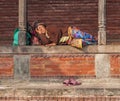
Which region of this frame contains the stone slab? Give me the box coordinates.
[0,78,120,96]
[0,45,120,54]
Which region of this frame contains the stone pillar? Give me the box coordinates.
[95,54,110,78]
[14,55,30,80]
[18,0,27,45]
[98,0,106,45]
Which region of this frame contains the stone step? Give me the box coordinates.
[0,78,120,97]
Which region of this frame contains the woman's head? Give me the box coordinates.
[33,20,47,34]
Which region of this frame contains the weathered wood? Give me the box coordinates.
[18,0,27,45]
[98,0,106,45]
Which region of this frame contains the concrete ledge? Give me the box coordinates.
[0,45,120,54]
[0,46,82,54]
[0,45,120,78]
[0,78,120,96]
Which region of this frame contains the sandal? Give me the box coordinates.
[69,78,81,86]
[63,79,70,86]
[63,78,81,86]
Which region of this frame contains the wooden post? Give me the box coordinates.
[18,0,27,45]
[98,0,106,45]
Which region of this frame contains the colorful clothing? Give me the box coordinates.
[68,26,96,45]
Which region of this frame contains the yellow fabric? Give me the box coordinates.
[67,26,82,49]
[68,26,72,37]
[59,36,70,43]
[70,39,82,49]
[67,26,73,45]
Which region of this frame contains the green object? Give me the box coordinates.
[13,28,31,46]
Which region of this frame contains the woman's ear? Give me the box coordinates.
[35,28,39,33]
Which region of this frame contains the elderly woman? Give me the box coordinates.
[31,20,62,46]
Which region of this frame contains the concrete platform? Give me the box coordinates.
[0,45,120,54]
[0,78,120,97]
[0,45,120,98]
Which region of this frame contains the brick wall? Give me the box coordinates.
[0,0,18,45]
[0,54,95,78]
[0,56,13,77]
[30,54,95,77]
[1,53,120,78]
[110,54,120,77]
[0,0,120,45]
[28,0,98,35]
[106,0,120,39]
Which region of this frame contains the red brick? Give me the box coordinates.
[110,55,120,76]
[95,96,104,101]
[0,57,13,77]
[30,55,95,77]
[106,96,111,101]
[30,69,46,76]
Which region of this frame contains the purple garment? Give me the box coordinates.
[71,27,96,44]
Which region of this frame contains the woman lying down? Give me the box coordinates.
[31,21,97,48]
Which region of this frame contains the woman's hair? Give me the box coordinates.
[26,22,33,33]
[33,20,46,30]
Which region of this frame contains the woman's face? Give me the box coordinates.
[35,25,46,34]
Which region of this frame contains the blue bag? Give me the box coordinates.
[13,28,31,46]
